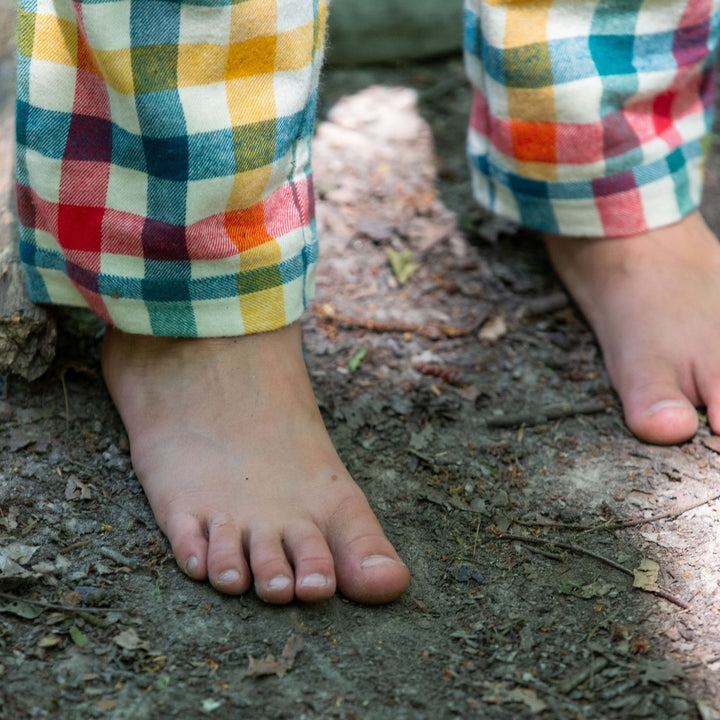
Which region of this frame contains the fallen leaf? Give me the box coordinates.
[96,700,116,712]
[0,552,40,589]
[245,635,303,678]
[38,634,63,649]
[65,476,92,501]
[0,599,45,619]
[633,559,660,592]
[641,658,684,685]
[113,628,150,652]
[386,248,420,284]
[481,682,548,714]
[201,699,224,713]
[698,700,720,720]
[478,315,507,343]
[70,626,89,648]
[2,543,40,564]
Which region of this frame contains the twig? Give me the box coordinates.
[0,591,129,614]
[521,544,566,563]
[314,303,471,340]
[518,490,720,532]
[59,538,93,555]
[558,657,608,694]
[59,368,70,432]
[98,546,139,570]
[498,534,690,609]
[684,655,720,670]
[486,400,607,428]
[515,291,569,321]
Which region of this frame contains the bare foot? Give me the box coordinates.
[101,323,410,603]
[545,211,720,444]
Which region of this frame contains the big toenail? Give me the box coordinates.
[646,400,692,416]
[217,570,241,585]
[360,554,405,569]
[299,573,329,588]
[185,556,199,574]
[266,575,292,591]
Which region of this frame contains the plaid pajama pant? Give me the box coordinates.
[15,0,720,337]
[464,0,720,237]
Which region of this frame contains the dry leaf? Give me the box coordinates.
[633,559,660,591]
[0,552,40,588]
[2,543,40,564]
[481,682,548,714]
[574,580,616,599]
[478,315,507,343]
[37,634,63,648]
[245,635,303,678]
[65,476,92,501]
[0,599,45,619]
[113,628,150,652]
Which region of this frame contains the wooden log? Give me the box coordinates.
[0,21,57,382]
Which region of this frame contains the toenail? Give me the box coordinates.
[185,556,199,574]
[299,573,329,588]
[646,399,692,416]
[266,575,292,591]
[360,554,406,569]
[217,569,241,585]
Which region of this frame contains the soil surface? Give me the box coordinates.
[2,10,720,720]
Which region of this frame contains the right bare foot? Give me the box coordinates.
[101,323,410,604]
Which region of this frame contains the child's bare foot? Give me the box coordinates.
[101,323,410,603]
[545,211,720,445]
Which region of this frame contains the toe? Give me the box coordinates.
[620,371,698,445]
[164,512,209,581]
[248,531,295,604]
[327,495,410,604]
[206,519,252,595]
[283,523,337,602]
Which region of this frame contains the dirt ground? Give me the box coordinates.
[3,12,720,720]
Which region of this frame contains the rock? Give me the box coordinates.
[327,0,463,65]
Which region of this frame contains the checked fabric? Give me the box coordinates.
[16,0,327,336]
[464,0,720,237]
[15,1,720,337]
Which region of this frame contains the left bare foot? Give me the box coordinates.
[101,323,410,604]
[545,211,720,445]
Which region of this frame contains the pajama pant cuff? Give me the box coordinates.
[464,0,720,239]
[16,0,326,338]
[467,126,707,237]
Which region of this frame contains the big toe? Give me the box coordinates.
[622,379,698,445]
[329,501,410,604]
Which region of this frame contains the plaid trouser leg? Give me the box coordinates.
[16,0,327,337]
[464,0,720,237]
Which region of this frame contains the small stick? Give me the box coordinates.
[98,546,139,570]
[684,655,720,669]
[521,544,566,562]
[314,303,471,340]
[486,400,607,428]
[558,657,608,694]
[498,533,690,609]
[518,490,720,532]
[515,291,569,320]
